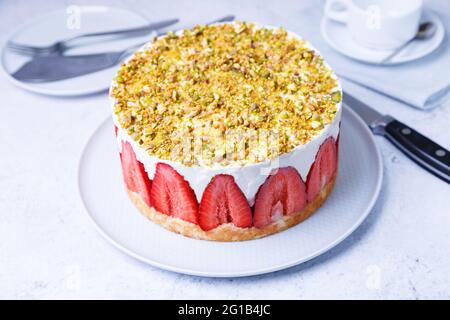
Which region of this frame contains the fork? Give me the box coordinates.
[6,18,179,56]
[12,15,237,83]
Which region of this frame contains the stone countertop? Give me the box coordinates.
[0,0,449,299]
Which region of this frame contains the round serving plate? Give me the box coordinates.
[78,106,383,277]
[1,6,153,96]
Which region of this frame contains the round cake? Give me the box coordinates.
[110,22,342,241]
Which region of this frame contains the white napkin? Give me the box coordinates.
[289,5,450,110]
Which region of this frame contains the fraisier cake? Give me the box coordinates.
[110,22,342,241]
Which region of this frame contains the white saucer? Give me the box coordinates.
[78,107,383,277]
[321,10,445,65]
[1,6,154,96]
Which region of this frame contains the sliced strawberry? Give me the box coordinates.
[199,175,252,231]
[120,141,137,192]
[306,137,337,202]
[120,141,152,207]
[114,125,118,136]
[335,122,341,166]
[335,133,340,156]
[335,134,340,171]
[306,161,321,203]
[253,167,307,229]
[150,163,198,224]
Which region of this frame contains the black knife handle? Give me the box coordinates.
[384,120,450,184]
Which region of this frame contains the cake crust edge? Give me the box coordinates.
[126,174,336,242]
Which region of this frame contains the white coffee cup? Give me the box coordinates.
[324,0,423,50]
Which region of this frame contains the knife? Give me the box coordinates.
[11,15,236,83]
[344,93,450,184]
[12,52,129,82]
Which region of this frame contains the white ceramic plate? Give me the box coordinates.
[1,6,153,96]
[321,10,445,65]
[78,107,383,277]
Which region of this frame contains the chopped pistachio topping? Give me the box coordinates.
[111,22,340,167]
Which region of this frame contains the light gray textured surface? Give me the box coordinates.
[78,110,381,277]
[0,0,449,299]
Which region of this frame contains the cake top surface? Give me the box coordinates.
[111,22,341,167]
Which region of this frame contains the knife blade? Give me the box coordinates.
[344,93,450,184]
[12,52,124,82]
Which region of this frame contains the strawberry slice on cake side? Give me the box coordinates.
[150,163,199,225]
[119,141,152,207]
[199,174,252,231]
[306,137,338,203]
[253,167,307,229]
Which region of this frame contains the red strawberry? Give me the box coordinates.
[306,137,337,202]
[335,133,340,156]
[120,141,152,207]
[199,175,252,231]
[150,163,198,224]
[253,167,307,229]
[114,125,118,136]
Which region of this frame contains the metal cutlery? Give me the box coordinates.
[11,15,235,82]
[206,15,235,24]
[6,18,179,56]
[344,93,450,184]
[380,21,437,64]
[12,43,146,82]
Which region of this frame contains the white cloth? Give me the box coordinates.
[291,5,450,110]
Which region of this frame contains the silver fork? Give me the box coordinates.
[6,18,179,56]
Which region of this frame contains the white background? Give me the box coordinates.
[0,0,449,299]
